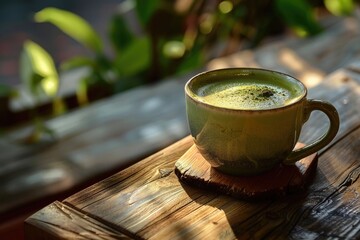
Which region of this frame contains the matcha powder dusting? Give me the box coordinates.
[258,90,274,98]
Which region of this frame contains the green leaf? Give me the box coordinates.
[115,37,151,77]
[60,56,96,71]
[135,0,162,26]
[275,0,322,36]
[20,40,59,97]
[324,0,354,16]
[35,7,103,53]
[108,14,134,54]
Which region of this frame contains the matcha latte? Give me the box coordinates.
[185,68,339,176]
[189,75,304,111]
[194,80,300,110]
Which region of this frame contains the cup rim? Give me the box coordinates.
[185,68,307,112]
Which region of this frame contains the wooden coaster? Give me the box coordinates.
[174,144,318,200]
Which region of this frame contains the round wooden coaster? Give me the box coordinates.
[174,144,318,200]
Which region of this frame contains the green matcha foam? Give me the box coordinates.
[194,80,299,110]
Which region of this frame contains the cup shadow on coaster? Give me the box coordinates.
[174,143,318,200]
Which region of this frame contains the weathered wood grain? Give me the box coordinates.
[60,123,360,240]
[64,135,193,209]
[289,125,360,239]
[0,78,191,216]
[25,201,129,240]
[174,144,318,200]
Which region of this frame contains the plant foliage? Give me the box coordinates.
[35,8,103,53]
[20,40,59,97]
[5,0,357,121]
[30,0,358,98]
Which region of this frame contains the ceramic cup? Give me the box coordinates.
[185,68,340,176]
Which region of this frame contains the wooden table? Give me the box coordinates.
[24,60,360,239]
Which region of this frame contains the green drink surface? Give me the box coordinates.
[193,79,300,110]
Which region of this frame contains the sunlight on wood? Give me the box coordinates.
[147,201,236,240]
[300,72,323,88]
[280,48,304,71]
[279,48,324,88]
[207,50,259,70]
[326,69,360,92]
[207,48,324,89]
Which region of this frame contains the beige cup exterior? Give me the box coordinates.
[185,68,340,176]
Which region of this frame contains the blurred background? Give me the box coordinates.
[1,0,353,128]
[0,0,343,97]
[0,0,118,86]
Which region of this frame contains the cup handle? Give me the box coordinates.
[283,99,340,165]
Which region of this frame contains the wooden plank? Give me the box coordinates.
[60,120,360,239]
[8,78,189,140]
[24,201,129,240]
[65,135,193,209]
[0,77,191,216]
[289,125,360,239]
